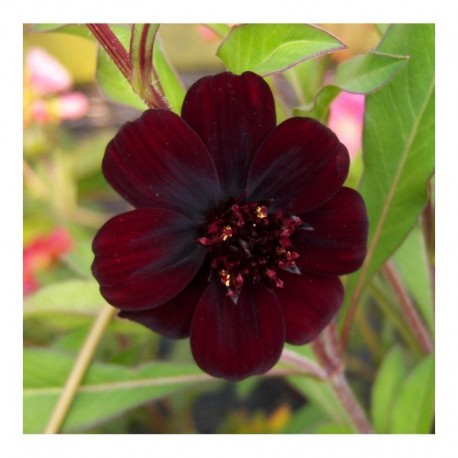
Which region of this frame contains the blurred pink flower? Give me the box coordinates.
[23,228,73,295]
[328,92,365,159]
[24,47,89,125]
[31,93,89,123]
[197,25,219,42]
[26,48,71,95]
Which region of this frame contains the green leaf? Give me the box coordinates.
[294,51,408,122]
[24,280,105,317]
[391,355,435,433]
[31,23,94,40]
[280,404,328,433]
[334,51,409,94]
[393,224,434,332]
[341,24,435,326]
[371,346,407,433]
[313,423,355,434]
[96,25,146,111]
[284,57,326,106]
[153,36,185,113]
[294,85,340,123]
[217,24,346,75]
[23,349,216,433]
[375,24,390,37]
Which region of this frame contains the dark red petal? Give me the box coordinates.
[275,272,343,344]
[190,280,285,381]
[181,72,276,197]
[118,266,210,338]
[103,109,222,223]
[294,187,368,275]
[92,208,205,310]
[247,117,350,214]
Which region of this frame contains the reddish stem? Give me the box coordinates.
[383,261,433,353]
[86,24,132,80]
[312,326,373,434]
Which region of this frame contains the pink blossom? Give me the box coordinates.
[57,93,90,120]
[26,48,72,95]
[328,92,365,159]
[23,228,73,295]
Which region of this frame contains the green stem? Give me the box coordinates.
[44,304,117,434]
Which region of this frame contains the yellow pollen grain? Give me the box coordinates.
[256,206,267,219]
[222,226,233,241]
[219,270,231,287]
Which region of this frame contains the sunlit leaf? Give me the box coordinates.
[218,24,346,75]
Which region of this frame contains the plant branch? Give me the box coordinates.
[312,326,374,434]
[44,304,117,434]
[280,348,328,380]
[382,261,433,353]
[129,24,169,109]
[86,24,132,80]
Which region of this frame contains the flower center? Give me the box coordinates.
[198,199,302,303]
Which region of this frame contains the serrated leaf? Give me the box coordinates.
[391,355,435,433]
[341,24,435,328]
[23,349,216,433]
[218,24,345,75]
[371,345,406,433]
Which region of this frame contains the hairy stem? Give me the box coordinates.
[44,304,117,434]
[86,24,132,80]
[382,261,433,353]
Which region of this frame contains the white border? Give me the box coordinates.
[4,0,457,456]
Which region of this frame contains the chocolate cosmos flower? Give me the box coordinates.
[92,71,368,381]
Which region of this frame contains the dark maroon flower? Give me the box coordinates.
[92,71,368,381]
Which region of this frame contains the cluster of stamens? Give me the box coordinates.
[198,199,303,303]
